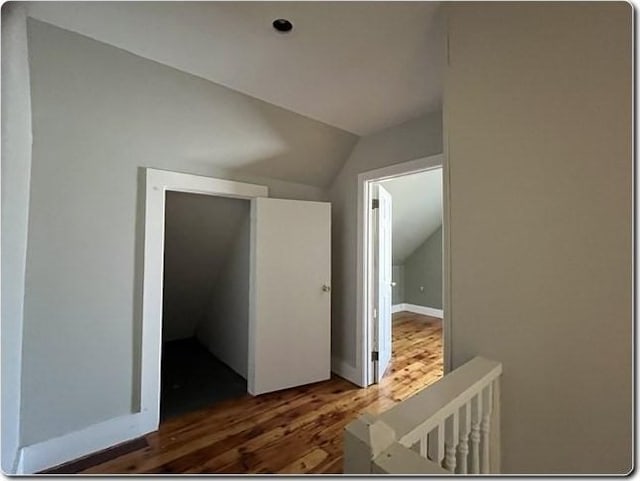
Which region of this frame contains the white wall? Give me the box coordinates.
[20,19,352,448]
[328,112,443,368]
[1,3,32,473]
[196,208,251,379]
[445,3,631,474]
[163,192,249,342]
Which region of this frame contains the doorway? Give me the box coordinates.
[161,191,250,420]
[356,154,446,387]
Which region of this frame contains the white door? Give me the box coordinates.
[374,185,393,382]
[248,197,331,395]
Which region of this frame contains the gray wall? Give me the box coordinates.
[328,112,443,367]
[1,4,31,472]
[446,3,631,474]
[404,226,442,309]
[196,210,251,379]
[163,192,249,342]
[391,265,404,305]
[20,19,353,446]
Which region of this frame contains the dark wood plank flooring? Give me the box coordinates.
[50,312,443,474]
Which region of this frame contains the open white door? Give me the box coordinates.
[248,197,331,395]
[373,185,393,382]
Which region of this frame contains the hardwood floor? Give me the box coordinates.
[52,313,442,474]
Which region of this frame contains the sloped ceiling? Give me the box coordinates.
[25,1,444,136]
[380,168,442,264]
[27,18,357,189]
[163,191,249,341]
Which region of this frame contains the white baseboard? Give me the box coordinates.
[393,303,443,319]
[17,412,156,474]
[331,356,360,386]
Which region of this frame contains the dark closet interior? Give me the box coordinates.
[160,191,251,421]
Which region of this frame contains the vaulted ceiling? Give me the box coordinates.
[25,1,444,136]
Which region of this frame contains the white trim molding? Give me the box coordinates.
[17,412,153,474]
[141,169,268,432]
[392,303,443,319]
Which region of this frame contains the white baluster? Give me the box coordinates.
[443,413,459,472]
[457,403,471,474]
[427,421,445,465]
[419,435,428,458]
[480,383,494,473]
[411,434,428,458]
[470,393,483,474]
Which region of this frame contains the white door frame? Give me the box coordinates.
[356,154,447,386]
[140,168,268,431]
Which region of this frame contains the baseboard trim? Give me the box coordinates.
[17,412,155,474]
[393,303,443,319]
[331,356,360,386]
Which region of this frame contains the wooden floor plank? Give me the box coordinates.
[56,312,442,474]
[279,448,328,474]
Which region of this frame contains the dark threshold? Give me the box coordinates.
[161,337,247,421]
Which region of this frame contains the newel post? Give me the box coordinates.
[344,414,396,474]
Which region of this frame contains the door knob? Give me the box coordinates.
[391,282,397,287]
[322,284,331,292]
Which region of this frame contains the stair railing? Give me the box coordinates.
[344,356,502,474]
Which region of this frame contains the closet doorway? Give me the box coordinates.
[140,169,332,431]
[161,191,250,420]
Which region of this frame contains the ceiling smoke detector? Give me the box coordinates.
[272,18,293,33]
